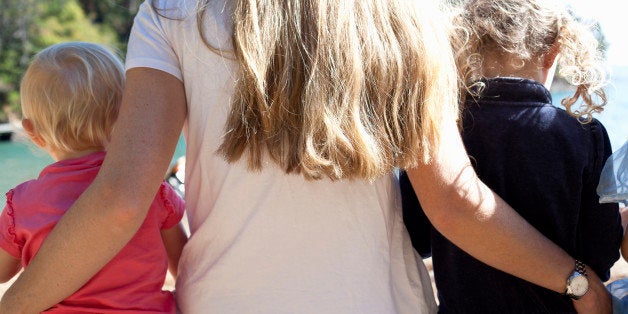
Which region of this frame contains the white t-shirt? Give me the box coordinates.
[126,1,436,313]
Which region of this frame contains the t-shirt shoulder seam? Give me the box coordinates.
[126,58,183,82]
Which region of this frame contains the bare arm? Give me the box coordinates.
[0,250,20,284]
[406,118,608,307]
[0,68,187,313]
[572,267,612,314]
[621,205,628,261]
[160,222,188,279]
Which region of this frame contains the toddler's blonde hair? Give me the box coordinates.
[20,42,125,154]
[451,0,608,122]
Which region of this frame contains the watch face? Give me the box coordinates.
[569,274,589,296]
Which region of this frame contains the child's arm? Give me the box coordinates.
[399,170,432,258]
[0,249,21,283]
[620,204,628,261]
[160,221,187,279]
[0,194,22,283]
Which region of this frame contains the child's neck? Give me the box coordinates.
[481,50,553,88]
[50,148,103,162]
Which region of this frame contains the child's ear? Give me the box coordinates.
[542,42,561,89]
[543,42,560,70]
[21,118,46,148]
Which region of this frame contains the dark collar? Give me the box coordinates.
[466,77,553,106]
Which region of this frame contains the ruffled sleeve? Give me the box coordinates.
[0,190,23,259]
[158,181,186,229]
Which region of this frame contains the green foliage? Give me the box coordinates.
[0,0,613,123]
[36,1,118,48]
[78,0,141,52]
[0,0,128,122]
[0,0,35,120]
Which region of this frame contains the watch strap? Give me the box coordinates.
[574,259,586,276]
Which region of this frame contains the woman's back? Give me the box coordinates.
[127,1,436,312]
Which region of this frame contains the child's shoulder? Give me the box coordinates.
[2,179,45,228]
[157,180,185,205]
[5,178,41,203]
[542,106,609,136]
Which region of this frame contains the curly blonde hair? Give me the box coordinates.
[451,0,608,122]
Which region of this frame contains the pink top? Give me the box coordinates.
[0,152,185,313]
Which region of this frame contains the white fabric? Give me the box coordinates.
[598,139,628,203]
[126,1,436,313]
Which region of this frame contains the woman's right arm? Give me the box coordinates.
[0,68,187,313]
[406,118,611,313]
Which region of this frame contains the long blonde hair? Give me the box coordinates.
[159,0,459,180]
[451,0,607,122]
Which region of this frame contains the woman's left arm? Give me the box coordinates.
[406,118,610,312]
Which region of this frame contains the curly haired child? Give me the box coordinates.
[401,0,622,312]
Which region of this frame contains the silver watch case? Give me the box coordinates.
[565,271,589,300]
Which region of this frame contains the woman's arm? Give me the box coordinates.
[406,118,610,312]
[0,68,187,313]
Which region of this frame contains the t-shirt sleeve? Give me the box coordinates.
[125,0,182,80]
[0,190,22,259]
[158,182,186,229]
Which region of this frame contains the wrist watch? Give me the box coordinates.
[564,259,589,300]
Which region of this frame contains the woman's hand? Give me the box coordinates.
[572,267,612,314]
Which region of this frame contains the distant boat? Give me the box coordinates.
[0,123,14,141]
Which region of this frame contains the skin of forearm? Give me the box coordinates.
[0,179,152,313]
[622,233,628,262]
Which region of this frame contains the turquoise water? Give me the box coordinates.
[1,67,627,205]
[0,136,53,197]
[0,134,186,204]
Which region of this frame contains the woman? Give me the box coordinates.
[0,0,610,312]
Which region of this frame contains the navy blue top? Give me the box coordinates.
[400,77,622,313]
